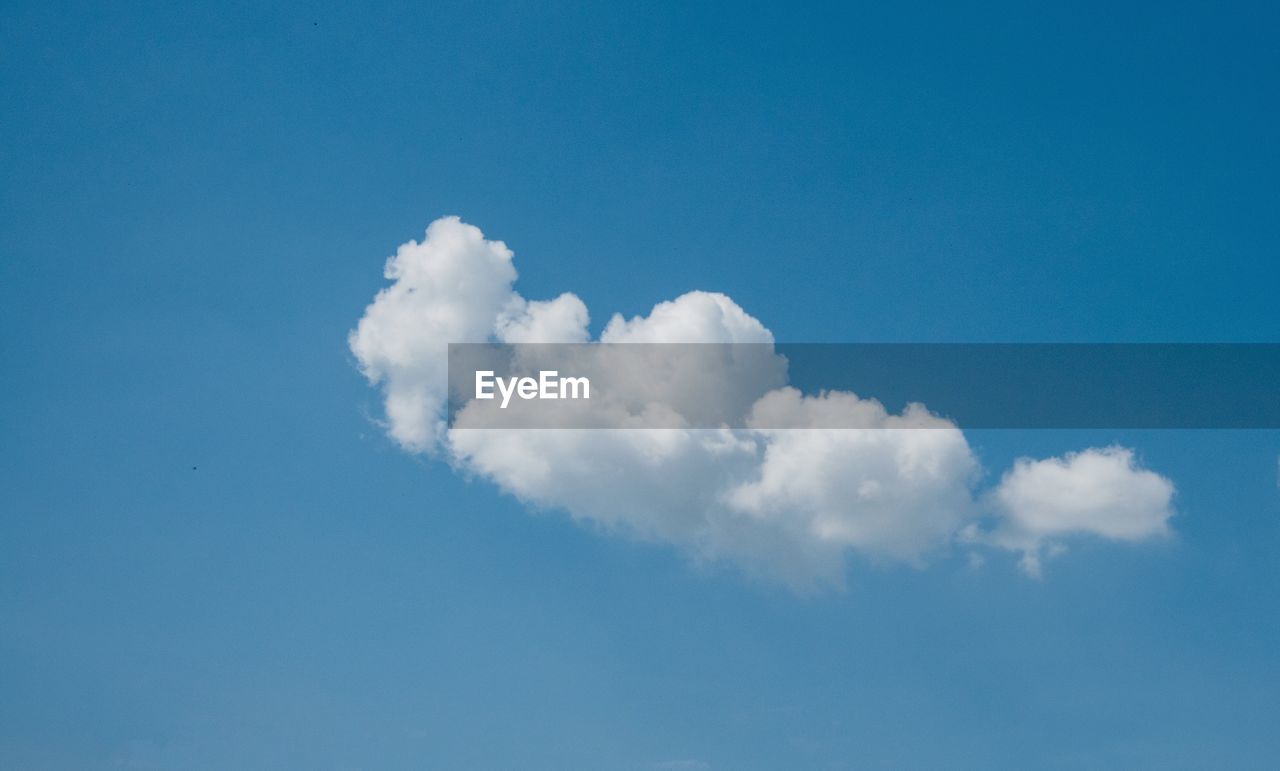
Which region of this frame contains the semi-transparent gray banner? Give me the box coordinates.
[447,343,1280,429]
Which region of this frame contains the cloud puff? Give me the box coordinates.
[351,216,1176,588]
[349,217,520,450]
[987,447,1176,576]
[727,389,980,566]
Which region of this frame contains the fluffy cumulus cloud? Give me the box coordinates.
[351,217,1177,588]
[986,447,1176,576]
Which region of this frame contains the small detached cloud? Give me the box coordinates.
[350,216,1176,588]
[986,446,1175,577]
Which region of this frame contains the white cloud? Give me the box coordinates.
[496,293,591,344]
[600,290,773,344]
[725,389,979,565]
[351,217,1177,587]
[348,216,522,450]
[988,446,1176,577]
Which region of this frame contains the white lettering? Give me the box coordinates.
[517,377,538,400]
[559,375,590,400]
[475,370,495,399]
[496,374,518,409]
[475,370,592,408]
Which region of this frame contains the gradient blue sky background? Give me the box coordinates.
[3,1,1280,768]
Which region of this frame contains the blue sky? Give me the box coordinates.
[3,1,1279,768]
